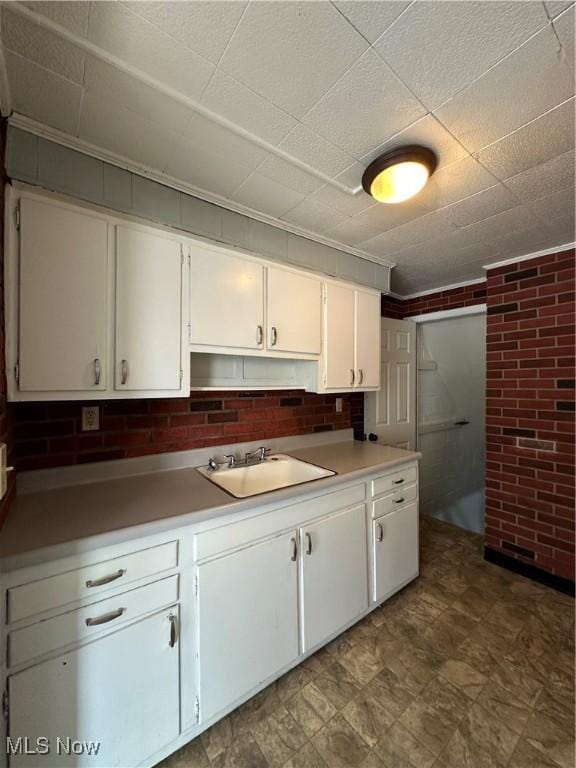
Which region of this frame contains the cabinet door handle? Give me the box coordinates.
[358,369,364,385]
[121,359,128,385]
[376,522,384,542]
[93,358,101,386]
[393,478,405,485]
[85,569,126,588]
[168,612,178,648]
[394,497,405,504]
[305,532,312,555]
[350,369,355,386]
[85,607,125,627]
[290,537,298,562]
[256,325,263,345]
[271,326,278,346]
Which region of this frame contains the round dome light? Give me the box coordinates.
[362,146,437,204]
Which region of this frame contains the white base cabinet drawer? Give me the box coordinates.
[372,464,417,497]
[7,607,180,767]
[372,484,417,518]
[372,502,419,604]
[8,541,178,624]
[9,575,179,667]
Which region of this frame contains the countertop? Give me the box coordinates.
[0,441,419,571]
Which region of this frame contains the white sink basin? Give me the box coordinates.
[197,453,336,498]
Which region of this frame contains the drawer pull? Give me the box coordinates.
[376,522,384,542]
[271,326,278,346]
[256,324,263,345]
[85,569,126,588]
[393,478,405,485]
[305,532,312,555]
[290,537,298,562]
[85,607,125,627]
[394,497,405,504]
[93,358,101,386]
[350,369,355,386]
[168,613,178,648]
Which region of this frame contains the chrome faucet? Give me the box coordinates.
[207,458,218,471]
[244,446,271,464]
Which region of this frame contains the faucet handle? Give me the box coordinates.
[224,454,236,468]
[208,458,218,471]
[259,446,272,460]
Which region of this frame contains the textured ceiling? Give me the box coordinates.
[0,0,574,293]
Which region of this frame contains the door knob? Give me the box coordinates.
[454,420,470,426]
[368,433,378,442]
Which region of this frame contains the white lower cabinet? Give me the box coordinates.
[197,531,299,722]
[372,501,419,603]
[7,608,180,767]
[300,504,368,653]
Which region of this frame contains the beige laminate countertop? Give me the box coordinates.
[0,442,419,571]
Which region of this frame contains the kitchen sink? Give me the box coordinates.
[197,453,336,498]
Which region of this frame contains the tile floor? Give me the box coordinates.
[159,516,575,768]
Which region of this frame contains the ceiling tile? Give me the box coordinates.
[544,1,574,19]
[418,156,499,210]
[435,25,574,153]
[183,110,269,170]
[374,1,549,110]
[123,1,247,65]
[1,5,85,83]
[350,195,432,241]
[22,1,89,36]
[333,1,411,43]
[232,173,306,218]
[79,93,177,172]
[84,56,192,133]
[5,49,81,134]
[218,1,368,118]
[310,182,376,217]
[361,114,468,171]
[476,97,575,179]
[456,204,536,242]
[281,198,345,233]
[277,123,357,178]
[256,155,324,196]
[545,213,576,243]
[554,4,575,67]
[324,216,383,246]
[442,184,520,229]
[361,211,455,255]
[504,150,575,202]
[529,186,576,223]
[201,71,297,146]
[303,49,426,159]
[87,1,214,100]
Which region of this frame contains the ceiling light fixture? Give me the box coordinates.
[362,146,437,204]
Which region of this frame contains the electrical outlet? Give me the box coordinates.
[82,406,100,432]
[335,397,343,413]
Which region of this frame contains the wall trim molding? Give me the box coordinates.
[399,277,487,300]
[9,114,395,270]
[405,304,487,323]
[485,547,575,596]
[483,242,575,270]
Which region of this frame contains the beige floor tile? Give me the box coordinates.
[439,659,488,700]
[438,727,503,768]
[313,660,362,710]
[524,706,576,768]
[210,733,269,768]
[342,690,395,748]
[508,737,567,768]
[160,736,210,768]
[282,741,327,768]
[364,667,416,719]
[285,682,337,738]
[457,702,520,766]
[490,657,543,708]
[312,713,371,768]
[373,721,435,768]
[251,704,307,767]
[340,640,385,686]
[476,679,532,735]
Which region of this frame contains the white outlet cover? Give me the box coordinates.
[82,406,100,432]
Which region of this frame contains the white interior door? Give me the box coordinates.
[417,313,486,533]
[197,532,299,721]
[190,247,264,350]
[267,267,322,354]
[300,504,368,653]
[324,283,355,389]
[18,199,108,392]
[364,318,416,448]
[115,226,182,391]
[355,290,381,388]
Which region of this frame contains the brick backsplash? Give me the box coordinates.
[13,391,365,472]
[381,282,487,319]
[484,249,575,583]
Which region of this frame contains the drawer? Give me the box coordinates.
[8,574,179,667]
[372,484,417,518]
[372,464,417,498]
[7,540,178,624]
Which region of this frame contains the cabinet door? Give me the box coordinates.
[18,198,108,392]
[300,504,368,653]
[373,502,419,604]
[198,532,299,721]
[324,283,355,389]
[115,226,183,391]
[8,608,180,767]
[355,290,381,388]
[267,267,322,355]
[190,247,264,350]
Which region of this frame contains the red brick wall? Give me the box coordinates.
[0,118,15,525]
[13,391,364,472]
[484,249,575,582]
[381,281,487,319]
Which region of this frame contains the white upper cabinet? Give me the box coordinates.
[322,282,381,391]
[189,246,265,351]
[355,290,381,388]
[18,198,108,392]
[115,226,184,392]
[266,266,322,355]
